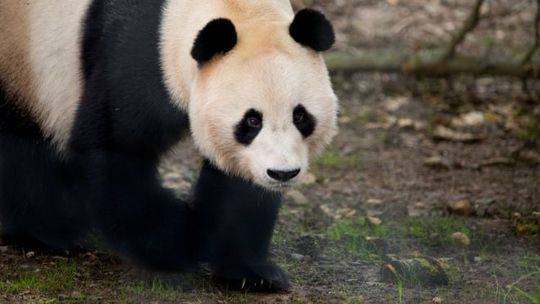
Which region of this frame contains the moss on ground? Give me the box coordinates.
[0,261,78,296]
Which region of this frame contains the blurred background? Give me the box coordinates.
[1,1,539,303]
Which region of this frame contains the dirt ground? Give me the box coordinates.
[1,1,539,303]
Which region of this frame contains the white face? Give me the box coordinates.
[189,50,338,191]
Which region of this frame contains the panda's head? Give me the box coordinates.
[189,9,337,191]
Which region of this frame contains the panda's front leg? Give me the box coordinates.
[79,150,198,272]
[193,161,290,293]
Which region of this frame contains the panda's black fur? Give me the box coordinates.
[0,0,334,292]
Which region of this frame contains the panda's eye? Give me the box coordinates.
[293,104,316,138]
[293,111,305,124]
[247,116,262,128]
[235,109,263,145]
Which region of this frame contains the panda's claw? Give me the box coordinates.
[241,278,246,290]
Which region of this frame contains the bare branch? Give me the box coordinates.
[439,0,485,62]
[521,0,540,65]
[325,50,540,79]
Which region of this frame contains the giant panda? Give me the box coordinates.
[0,0,337,292]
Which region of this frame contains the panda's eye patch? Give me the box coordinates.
[293,104,316,138]
[235,109,263,145]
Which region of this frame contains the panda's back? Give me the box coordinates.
[0,0,93,149]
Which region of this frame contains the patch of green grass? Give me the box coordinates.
[354,109,382,124]
[127,279,182,302]
[313,150,362,171]
[326,217,392,261]
[0,261,78,295]
[489,252,540,304]
[405,216,471,247]
[396,281,404,304]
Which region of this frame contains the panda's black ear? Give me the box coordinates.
[191,18,238,65]
[289,9,335,52]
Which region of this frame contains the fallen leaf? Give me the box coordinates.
[451,111,485,128]
[381,255,449,286]
[384,96,409,112]
[286,190,308,205]
[432,296,443,304]
[366,198,383,206]
[319,204,334,218]
[301,172,317,185]
[337,208,357,219]
[397,118,415,129]
[447,200,473,217]
[432,126,483,143]
[367,216,382,225]
[450,232,470,246]
[424,155,452,170]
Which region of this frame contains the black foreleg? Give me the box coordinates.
[193,161,289,292]
[87,151,197,271]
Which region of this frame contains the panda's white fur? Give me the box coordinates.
[0,0,337,189]
[0,0,92,150]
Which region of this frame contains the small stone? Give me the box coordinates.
[473,256,482,263]
[447,200,473,217]
[290,253,305,261]
[450,232,471,246]
[301,173,317,185]
[0,246,8,253]
[286,190,308,205]
[432,296,443,304]
[367,216,382,226]
[26,251,36,258]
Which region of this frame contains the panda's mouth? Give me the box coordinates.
[265,180,295,192]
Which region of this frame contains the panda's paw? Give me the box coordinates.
[212,262,290,293]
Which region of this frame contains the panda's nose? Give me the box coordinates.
[267,168,301,182]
